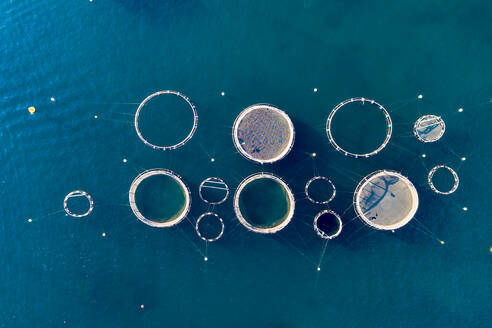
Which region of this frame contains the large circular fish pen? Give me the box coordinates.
[63,190,94,218]
[129,169,191,227]
[233,173,295,233]
[413,115,445,143]
[353,170,419,230]
[232,104,295,163]
[326,98,392,158]
[134,90,198,151]
[313,210,342,239]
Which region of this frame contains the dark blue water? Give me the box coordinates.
[1,1,491,327]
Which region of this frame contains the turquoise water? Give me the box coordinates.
[1,0,491,327]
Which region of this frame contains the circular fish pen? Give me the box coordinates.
[353,170,419,230]
[427,165,459,195]
[195,212,225,242]
[413,115,445,143]
[129,169,191,228]
[234,173,295,233]
[232,104,295,163]
[313,210,342,239]
[326,98,392,158]
[199,177,229,205]
[63,190,94,217]
[134,90,198,151]
[305,176,336,204]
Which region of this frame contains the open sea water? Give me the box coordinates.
[1,0,491,327]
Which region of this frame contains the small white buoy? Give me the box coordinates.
[140,304,144,309]
[28,218,32,223]
[311,152,317,157]
[421,154,426,158]
[462,207,468,211]
[50,97,55,102]
[418,94,423,99]
[461,157,466,161]
[210,158,215,162]
[204,257,208,261]
[316,266,321,271]
[220,91,225,96]
[102,232,106,237]
[458,108,463,112]
[123,158,127,163]
[94,115,98,119]
[313,88,318,93]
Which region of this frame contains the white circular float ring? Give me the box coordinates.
[199,177,229,205]
[135,90,198,151]
[129,169,191,227]
[304,176,336,204]
[428,165,459,195]
[313,210,343,240]
[326,97,392,158]
[63,190,94,218]
[195,212,225,242]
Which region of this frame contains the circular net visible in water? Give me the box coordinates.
[305,176,336,204]
[232,104,295,163]
[63,190,94,217]
[234,173,295,233]
[313,210,342,239]
[326,98,392,158]
[413,115,445,143]
[195,212,224,242]
[135,90,198,151]
[129,169,191,227]
[353,170,419,230]
[428,165,459,195]
[199,177,229,205]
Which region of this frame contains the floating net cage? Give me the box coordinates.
[63,190,94,218]
[234,172,295,234]
[353,170,419,230]
[232,104,295,164]
[195,212,225,242]
[134,90,198,151]
[313,210,343,239]
[413,115,445,143]
[427,165,459,195]
[129,169,191,228]
[199,177,229,205]
[326,98,392,158]
[305,176,336,204]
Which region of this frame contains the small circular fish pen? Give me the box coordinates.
[63,190,94,218]
[234,173,295,233]
[313,210,342,239]
[427,165,459,195]
[199,177,229,205]
[129,169,191,227]
[134,90,198,151]
[353,170,419,230]
[413,115,445,143]
[305,176,336,204]
[232,104,295,163]
[195,212,225,242]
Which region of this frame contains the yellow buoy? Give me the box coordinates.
[440,240,445,245]
[28,106,36,115]
[489,247,492,253]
